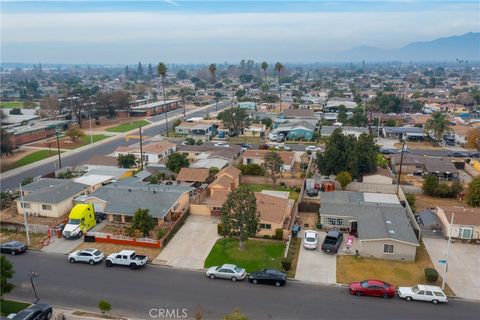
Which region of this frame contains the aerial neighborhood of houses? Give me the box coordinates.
[1,58,480,319]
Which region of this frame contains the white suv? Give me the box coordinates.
[68,248,104,265]
[303,230,318,250]
[398,284,448,304]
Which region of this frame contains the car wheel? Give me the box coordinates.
[69,258,76,263]
[46,311,52,320]
[231,277,237,282]
[356,291,362,297]
[130,263,138,270]
[383,293,389,299]
[78,231,83,237]
[11,251,16,255]
[105,260,112,267]
[89,260,95,265]
[275,281,281,287]
[252,279,258,284]
[432,299,439,305]
[209,274,215,279]
[406,296,412,301]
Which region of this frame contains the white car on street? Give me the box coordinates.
[303,230,318,250]
[206,264,246,282]
[305,146,321,152]
[398,284,448,304]
[68,248,104,265]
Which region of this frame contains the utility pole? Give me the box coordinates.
[55,128,62,169]
[396,140,406,194]
[139,126,144,170]
[442,212,455,290]
[89,107,93,144]
[29,272,39,304]
[19,183,31,246]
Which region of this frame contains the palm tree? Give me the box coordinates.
[424,112,451,145]
[261,61,268,83]
[179,87,193,120]
[208,63,217,84]
[274,62,284,111]
[157,62,169,137]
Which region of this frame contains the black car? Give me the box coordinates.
[448,151,468,157]
[11,304,52,320]
[0,241,27,255]
[248,269,287,287]
[379,147,397,155]
[469,152,480,158]
[321,230,343,253]
[306,188,319,197]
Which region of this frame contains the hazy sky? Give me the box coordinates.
[1,0,479,64]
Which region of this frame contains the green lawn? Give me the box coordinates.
[0,300,30,316]
[105,120,150,132]
[60,134,110,149]
[204,238,285,272]
[2,150,63,172]
[241,183,299,200]
[0,101,24,108]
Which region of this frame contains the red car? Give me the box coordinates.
[349,280,396,298]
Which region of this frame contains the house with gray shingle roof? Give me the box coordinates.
[16,178,89,218]
[320,191,419,261]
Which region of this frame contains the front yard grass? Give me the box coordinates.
[0,101,24,108]
[241,183,299,200]
[105,120,150,132]
[0,300,30,316]
[336,241,454,295]
[0,229,47,250]
[2,150,63,172]
[204,237,285,273]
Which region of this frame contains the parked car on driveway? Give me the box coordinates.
[11,303,52,320]
[248,269,287,287]
[206,264,246,282]
[349,280,396,298]
[68,248,104,265]
[306,188,318,197]
[321,230,343,253]
[398,284,448,304]
[105,250,148,269]
[0,241,27,255]
[303,230,318,250]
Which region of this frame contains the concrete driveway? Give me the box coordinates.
[153,215,220,270]
[295,231,336,284]
[423,237,480,300]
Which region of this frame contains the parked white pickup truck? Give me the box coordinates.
[105,250,148,269]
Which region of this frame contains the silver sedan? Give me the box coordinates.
[206,264,246,282]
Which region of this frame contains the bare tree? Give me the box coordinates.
[40,96,60,119]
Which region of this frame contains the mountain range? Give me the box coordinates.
[332,32,479,62]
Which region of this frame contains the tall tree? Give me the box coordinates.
[221,187,258,251]
[131,208,155,237]
[262,152,283,185]
[179,87,194,120]
[466,176,480,207]
[424,112,451,145]
[117,153,137,168]
[316,128,354,176]
[147,63,153,79]
[157,62,169,137]
[350,133,378,178]
[274,62,284,111]
[217,107,248,136]
[40,96,60,119]
[137,62,144,77]
[166,152,189,173]
[261,61,268,82]
[1,128,14,156]
[65,127,85,142]
[208,63,217,84]
[1,255,15,298]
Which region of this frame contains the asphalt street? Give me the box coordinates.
[0,101,231,191]
[5,252,480,320]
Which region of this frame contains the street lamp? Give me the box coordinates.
[29,271,40,304]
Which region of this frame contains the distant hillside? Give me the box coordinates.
[334,32,480,62]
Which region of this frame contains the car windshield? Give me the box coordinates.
[234,266,242,273]
[93,250,102,256]
[360,280,369,288]
[68,219,81,225]
[324,236,338,244]
[306,237,316,243]
[411,286,419,293]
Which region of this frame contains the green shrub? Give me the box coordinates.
[405,193,416,211]
[275,228,283,240]
[316,222,322,230]
[156,228,167,240]
[98,300,112,314]
[281,257,292,271]
[217,223,227,236]
[423,174,438,196]
[262,235,271,239]
[424,268,439,282]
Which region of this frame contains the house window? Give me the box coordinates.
[21,203,31,209]
[323,217,346,226]
[42,204,52,211]
[259,223,272,230]
[459,227,473,239]
[383,244,395,254]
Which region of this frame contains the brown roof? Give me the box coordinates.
[450,125,472,136]
[218,166,241,179]
[283,108,315,118]
[441,207,480,226]
[115,140,175,154]
[210,175,233,189]
[243,150,295,165]
[255,192,289,223]
[176,168,210,182]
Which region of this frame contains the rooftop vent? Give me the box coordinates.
[386,220,392,224]
[389,230,395,234]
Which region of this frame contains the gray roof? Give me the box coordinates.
[321,126,369,136]
[320,191,419,245]
[283,108,315,118]
[383,127,424,134]
[21,178,88,204]
[418,210,442,230]
[424,158,458,174]
[276,120,316,132]
[87,183,193,218]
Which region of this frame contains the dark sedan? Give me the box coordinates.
[448,151,468,157]
[11,303,52,320]
[248,269,287,287]
[0,240,27,255]
[349,280,396,299]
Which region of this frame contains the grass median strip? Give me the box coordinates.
[3,150,63,172]
[106,120,150,132]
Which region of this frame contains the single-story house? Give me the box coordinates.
[16,178,89,218]
[320,191,419,261]
[114,140,177,164]
[73,174,115,192]
[255,191,293,239]
[239,102,257,110]
[274,121,316,140]
[282,108,316,120]
[382,127,426,141]
[390,154,458,180]
[175,168,211,184]
[175,121,216,141]
[177,144,242,164]
[324,100,357,112]
[362,167,394,185]
[321,126,369,138]
[450,125,472,146]
[244,123,267,137]
[434,206,480,240]
[242,150,295,171]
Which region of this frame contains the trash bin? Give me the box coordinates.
[292,225,301,238]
